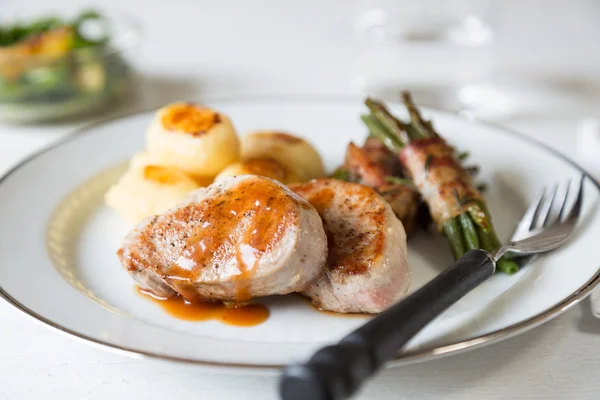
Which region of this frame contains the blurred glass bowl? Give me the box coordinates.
[0,9,141,123]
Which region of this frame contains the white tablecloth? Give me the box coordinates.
[2,1,600,399]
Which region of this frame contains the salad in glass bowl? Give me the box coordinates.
[0,9,141,122]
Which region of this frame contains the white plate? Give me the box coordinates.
[1,97,599,370]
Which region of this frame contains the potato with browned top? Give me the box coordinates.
[215,158,305,184]
[241,130,325,180]
[146,103,240,179]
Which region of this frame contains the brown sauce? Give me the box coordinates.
[136,287,270,327]
[164,178,298,302]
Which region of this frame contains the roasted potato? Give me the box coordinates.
[105,164,200,224]
[129,151,160,168]
[241,131,325,180]
[146,103,240,178]
[215,157,305,184]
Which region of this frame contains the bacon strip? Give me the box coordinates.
[399,137,481,229]
[343,138,421,234]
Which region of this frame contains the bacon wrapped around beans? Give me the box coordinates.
[398,137,481,229]
[331,137,424,235]
[360,92,519,274]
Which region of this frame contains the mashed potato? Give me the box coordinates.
[105,164,200,224]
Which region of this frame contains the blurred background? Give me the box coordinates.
[2,0,600,119]
[353,0,600,117]
[2,0,599,173]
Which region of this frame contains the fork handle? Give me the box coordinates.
[279,249,495,400]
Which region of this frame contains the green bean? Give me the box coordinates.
[330,167,351,182]
[360,96,518,274]
[443,217,466,259]
[459,213,480,250]
[401,91,436,139]
[468,203,491,232]
[360,114,404,153]
[365,98,412,145]
[477,225,492,250]
[384,176,415,187]
[487,228,503,249]
[477,226,520,275]
[496,258,520,275]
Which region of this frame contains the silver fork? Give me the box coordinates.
[510,176,583,266]
[280,175,585,400]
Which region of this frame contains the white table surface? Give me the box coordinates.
[2,1,600,399]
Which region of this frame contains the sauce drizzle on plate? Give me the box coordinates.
[135,287,270,327]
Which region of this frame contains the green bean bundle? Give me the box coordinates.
[362,93,519,274]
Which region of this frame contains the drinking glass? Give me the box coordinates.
[353,0,511,116]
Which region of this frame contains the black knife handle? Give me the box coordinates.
[279,249,495,400]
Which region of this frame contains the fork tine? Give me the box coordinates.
[508,176,584,256]
[557,179,571,221]
[539,183,558,227]
[564,175,585,222]
[528,188,547,229]
[512,187,546,237]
